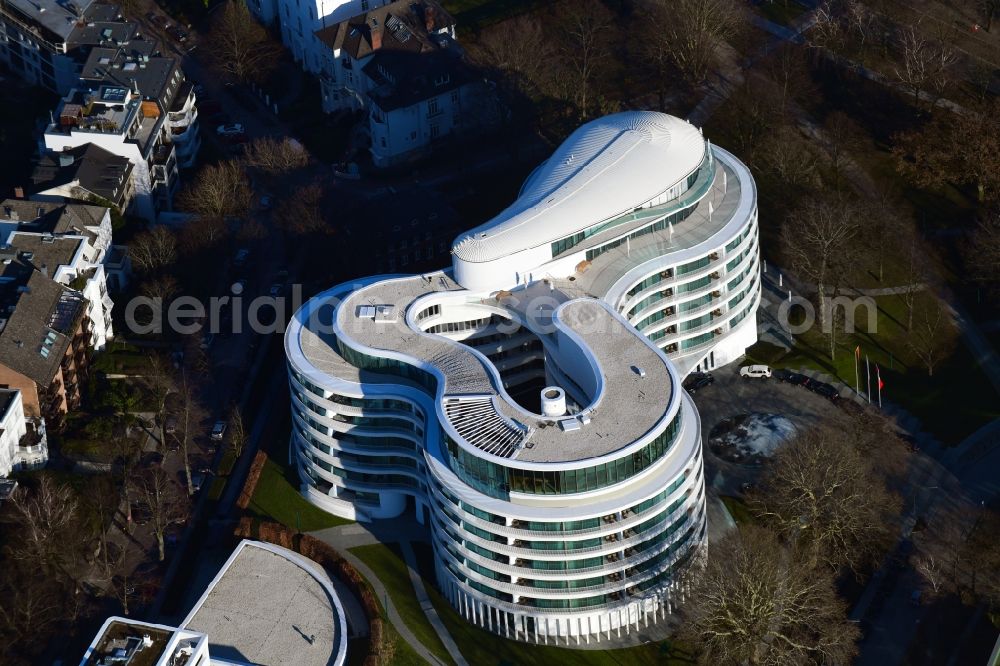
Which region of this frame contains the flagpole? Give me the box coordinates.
[865,355,871,403]
[854,346,860,397]
[877,365,883,409]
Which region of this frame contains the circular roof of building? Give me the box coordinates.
[452,111,706,264]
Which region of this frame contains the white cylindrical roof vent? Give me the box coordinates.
[540,386,566,417]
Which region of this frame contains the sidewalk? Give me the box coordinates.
[400,541,469,666]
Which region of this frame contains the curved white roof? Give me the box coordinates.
[452,111,706,263]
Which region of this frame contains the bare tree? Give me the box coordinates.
[758,125,820,188]
[906,295,957,377]
[893,102,1000,203]
[552,0,615,119]
[176,160,253,223]
[0,572,67,658]
[642,0,743,89]
[751,425,902,574]
[129,226,177,274]
[967,208,1000,287]
[137,467,189,562]
[679,525,859,665]
[893,25,959,107]
[176,372,207,496]
[765,45,815,118]
[781,197,862,329]
[103,383,144,528]
[140,274,181,303]
[809,1,846,52]
[914,554,946,596]
[469,17,552,95]
[276,182,329,236]
[862,187,908,283]
[243,137,308,175]
[823,110,865,188]
[228,404,248,459]
[6,476,88,579]
[145,353,175,451]
[208,0,281,83]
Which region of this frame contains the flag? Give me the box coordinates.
[855,345,861,360]
[877,365,884,391]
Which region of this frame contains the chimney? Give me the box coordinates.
[13,187,24,199]
[371,25,383,50]
[425,5,436,32]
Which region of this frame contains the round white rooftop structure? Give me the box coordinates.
[452,111,706,265]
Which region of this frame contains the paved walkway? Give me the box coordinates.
[312,519,464,665]
[400,542,469,666]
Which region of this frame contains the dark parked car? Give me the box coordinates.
[808,381,840,401]
[774,368,811,387]
[682,372,715,393]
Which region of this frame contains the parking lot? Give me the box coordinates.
[689,364,848,496]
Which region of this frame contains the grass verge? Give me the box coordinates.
[720,496,755,526]
[247,457,351,531]
[748,293,1000,444]
[349,543,456,666]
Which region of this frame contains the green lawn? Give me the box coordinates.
[92,341,153,375]
[408,542,696,666]
[349,543,456,666]
[720,496,755,526]
[748,292,1000,445]
[246,458,351,531]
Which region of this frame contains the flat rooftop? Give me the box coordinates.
[319,273,674,464]
[82,619,172,666]
[182,541,345,666]
[562,153,744,300]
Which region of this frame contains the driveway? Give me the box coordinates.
[691,367,840,494]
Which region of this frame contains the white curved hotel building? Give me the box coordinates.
[284,112,760,643]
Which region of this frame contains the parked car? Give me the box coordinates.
[739,364,771,379]
[682,372,715,393]
[774,368,811,387]
[210,421,227,441]
[191,472,205,493]
[808,381,840,401]
[216,123,245,136]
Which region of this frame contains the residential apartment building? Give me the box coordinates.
[80,45,201,168]
[313,0,493,166]
[42,84,180,221]
[284,111,760,642]
[0,199,116,348]
[30,143,136,214]
[0,387,42,477]
[0,0,141,94]
[272,0,391,72]
[0,269,92,428]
